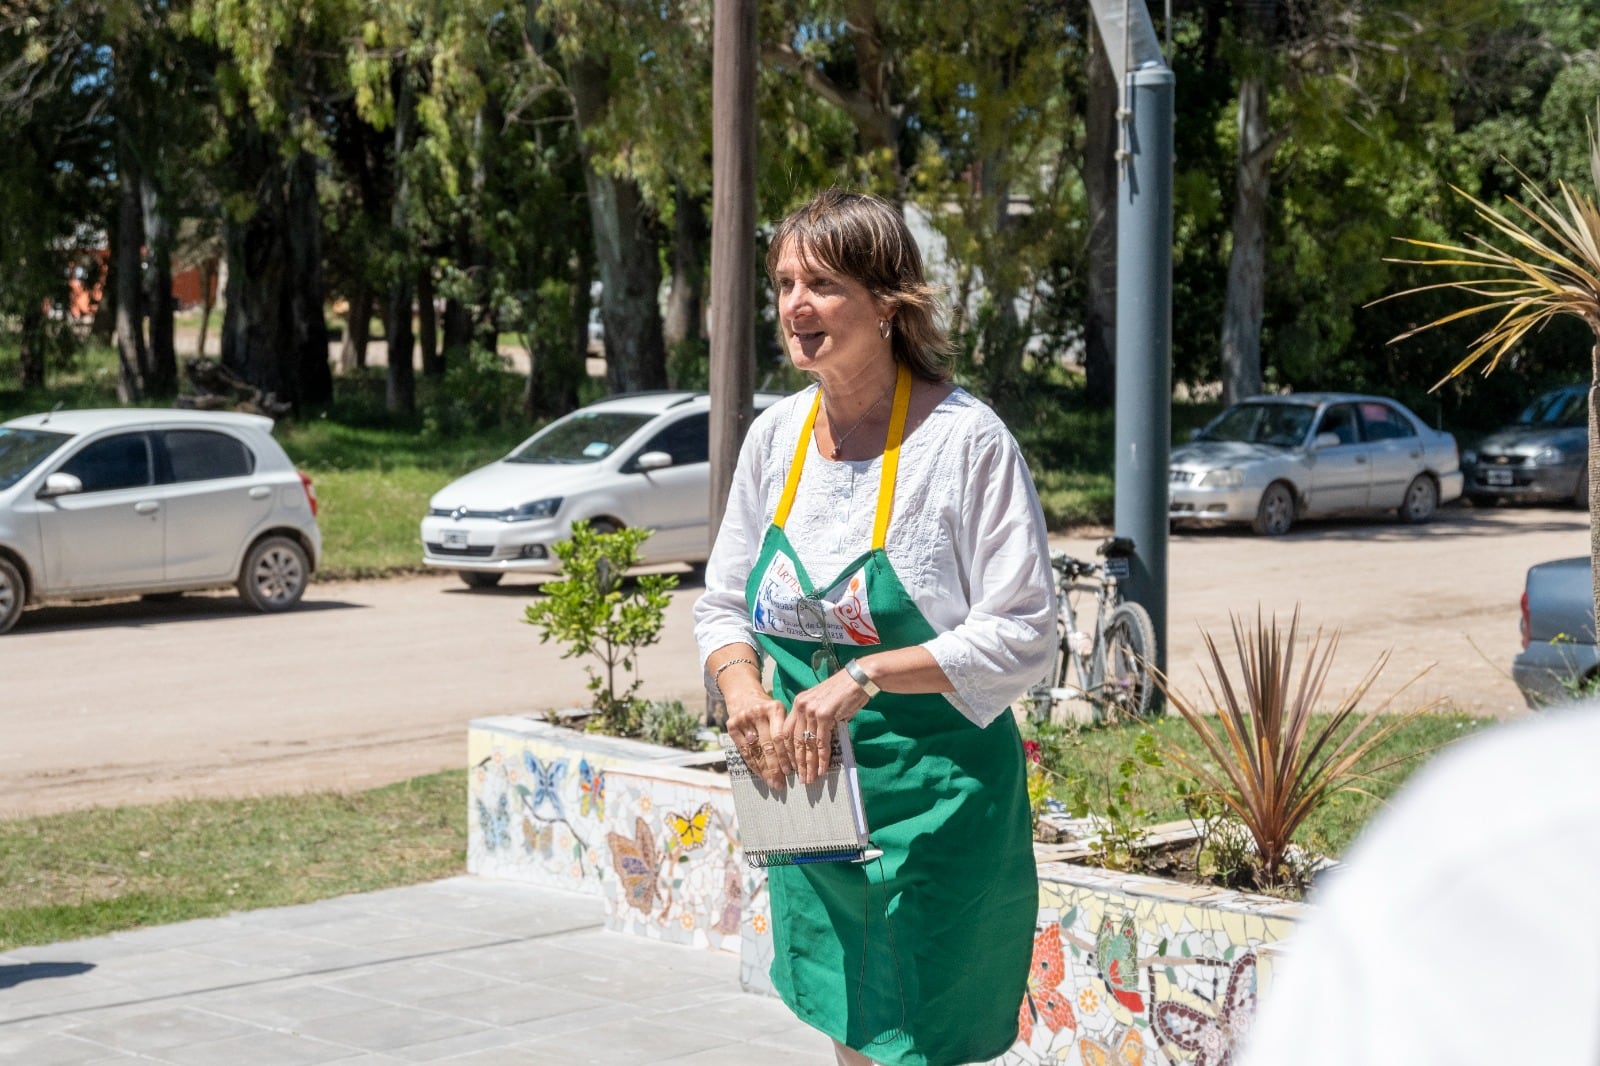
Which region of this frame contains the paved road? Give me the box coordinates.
[1,504,1587,819]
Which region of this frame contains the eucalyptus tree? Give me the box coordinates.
[187,0,345,411]
[1211,0,1498,403]
[0,1,109,390]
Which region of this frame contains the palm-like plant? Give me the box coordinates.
[1379,132,1600,622]
[1154,609,1429,887]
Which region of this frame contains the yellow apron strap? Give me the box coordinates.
[773,388,823,529]
[872,365,913,550]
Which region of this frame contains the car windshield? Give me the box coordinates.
[1518,388,1584,428]
[507,411,655,464]
[1195,403,1316,447]
[0,427,72,491]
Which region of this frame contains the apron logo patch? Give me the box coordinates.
[752,552,881,647]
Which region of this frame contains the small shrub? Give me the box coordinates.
[1154,607,1435,889]
[523,521,678,733]
[641,699,704,751]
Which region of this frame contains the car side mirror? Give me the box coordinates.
[634,451,673,472]
[37,472,83,498]
[1313,432,1341,450]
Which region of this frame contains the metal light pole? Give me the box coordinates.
[1088,0,1174,681]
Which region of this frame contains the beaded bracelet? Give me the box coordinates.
[711,656,759,694]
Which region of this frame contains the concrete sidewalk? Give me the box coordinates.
[0,878,831,1065]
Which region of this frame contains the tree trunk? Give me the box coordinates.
[569,55,667,394]
[140,172,177,396]
[113,147,146,404]
[664,187,708,352]
[340,278,370,371]
[980,170,1027,409]
[443,298,471,356]
[418,264,441,376]
[286,152,332,408]
[196,256,218,359]
[386,67,416,414]
[1221,76,1273,403]
[1084,24,1118,407]
[18,306,46,389]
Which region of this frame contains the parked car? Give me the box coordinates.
[421,391,784,586]
[1512,556,1598,708]
[1462,383,1588,508]
[0,409,321,634]
[1169,392,1464,536]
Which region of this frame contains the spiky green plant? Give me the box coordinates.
[1153,609,1433,887]
[1378,131,1600,623]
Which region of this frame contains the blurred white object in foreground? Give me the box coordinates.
[1239,704,1600,1066]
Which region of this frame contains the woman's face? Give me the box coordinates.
[773,241,891,379]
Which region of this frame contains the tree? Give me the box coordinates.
[1381,132,1600,626]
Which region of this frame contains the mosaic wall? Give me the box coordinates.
[467,716,1300,1034]
[467,717,773,963]
[991,864,1300,1066]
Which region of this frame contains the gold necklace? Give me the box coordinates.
[822,384,892,460]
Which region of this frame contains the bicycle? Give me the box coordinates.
[1027,536,1157,724]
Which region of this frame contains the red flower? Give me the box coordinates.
[1023,740,1043,765]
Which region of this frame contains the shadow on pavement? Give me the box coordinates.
[0,962,95,990]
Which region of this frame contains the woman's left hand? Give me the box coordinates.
[781,670,873,785]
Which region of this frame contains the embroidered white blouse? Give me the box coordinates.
[693,384,1057,727]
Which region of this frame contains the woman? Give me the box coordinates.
[694,189,1056,1066]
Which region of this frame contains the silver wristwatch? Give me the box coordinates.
[844,659,881,699]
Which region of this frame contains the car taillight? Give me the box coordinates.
[1520,590,1530,651]
[298,470,319,517]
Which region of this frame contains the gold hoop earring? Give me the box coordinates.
[878,319,892,339]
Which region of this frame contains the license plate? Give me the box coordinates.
[1484,469,1513,486]
[442,529,469,549]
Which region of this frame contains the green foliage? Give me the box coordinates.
[523,521,679,733]
[640,699,705,751]
[1154,609,1439,888]
[0,771,463,950]
[420,347,528,439]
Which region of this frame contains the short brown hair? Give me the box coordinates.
[766,189,954,383]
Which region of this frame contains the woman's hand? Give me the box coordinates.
[782,670,873,785]
[723,686,792,790]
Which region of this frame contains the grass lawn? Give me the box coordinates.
[0,772,465,952]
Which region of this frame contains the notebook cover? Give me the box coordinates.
[718,723,870,867]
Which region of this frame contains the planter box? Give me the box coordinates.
[468,715,1303,1060]
[468,715,773,980]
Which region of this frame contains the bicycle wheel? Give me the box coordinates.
[1095,601,1157,720]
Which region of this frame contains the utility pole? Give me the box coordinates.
[708,0,757,542]
[1088,0,1174,682]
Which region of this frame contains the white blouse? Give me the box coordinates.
[693,384,1057,727]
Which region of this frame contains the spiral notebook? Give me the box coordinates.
[718,724,874,868]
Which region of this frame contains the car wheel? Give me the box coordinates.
[1251,482,1295,536]
[460,571,503,589]
[1399,475,1438,523]
[237,535,310,613]
[588,518,619,535]
[0,557,24,635]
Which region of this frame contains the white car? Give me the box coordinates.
[1169,392,1464,536]
[422,391,783,586]
[0,409,322,634]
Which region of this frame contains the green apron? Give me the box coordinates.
[746,366,1038,1066]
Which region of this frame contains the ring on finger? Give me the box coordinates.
[801,729,818,742]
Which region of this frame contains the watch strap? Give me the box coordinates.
[844,658,881,699]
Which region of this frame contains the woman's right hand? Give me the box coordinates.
[724,687,793,790]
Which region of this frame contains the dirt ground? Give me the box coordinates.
[1,505,1587,820]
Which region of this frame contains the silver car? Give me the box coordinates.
[1463,383,1588,508]
[0,409,322,634]
[1512,557,1597,707]
[1169,393,1464,536]
[421,391,783,587]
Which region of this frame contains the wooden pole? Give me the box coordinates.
[708,0,757,548]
